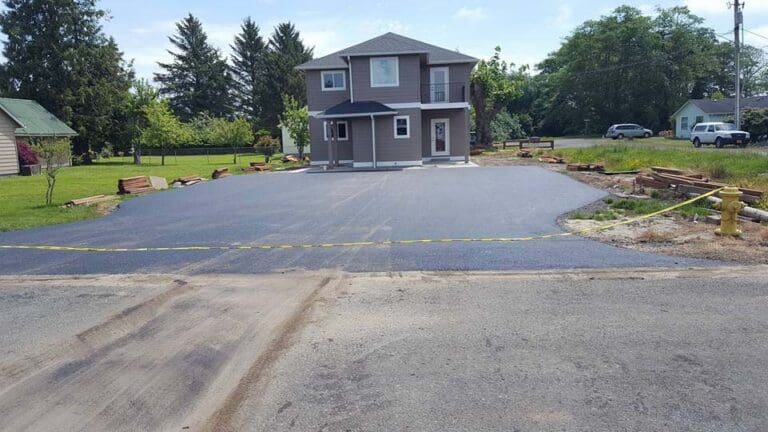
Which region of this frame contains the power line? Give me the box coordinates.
[744,28,768,42]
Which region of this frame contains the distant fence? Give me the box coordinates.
[137,146,261,156]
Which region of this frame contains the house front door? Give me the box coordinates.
[430,118,450,156]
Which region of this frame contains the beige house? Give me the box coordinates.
[0,98,77,176]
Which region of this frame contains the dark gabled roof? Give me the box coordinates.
[319,100,397,118]
[0,98,77,137]
[297,32,478,70]
[686,96,768,115]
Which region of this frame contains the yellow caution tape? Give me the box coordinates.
[0,188,723,253]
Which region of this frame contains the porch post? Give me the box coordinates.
[465,108,470,164]
[370,114,377,169]
[327,119,334,169]
[333,121,340,167]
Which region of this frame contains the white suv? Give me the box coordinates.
[690,122,750,148]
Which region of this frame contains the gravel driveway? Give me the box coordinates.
[0,166,716,274]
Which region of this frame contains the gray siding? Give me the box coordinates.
[0,110,19,176]
[306,69,351,112]
[421,109,470,158]
[309,117,353,163]
[375,109,421,162]
[351,55,421,103]
[351,117,372,163]
[419,63,472,103]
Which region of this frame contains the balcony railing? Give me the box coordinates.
[421,82,466,104]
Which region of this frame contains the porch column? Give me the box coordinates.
[327,119,334,169]
[370,114,377,169]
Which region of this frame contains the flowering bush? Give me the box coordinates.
[16,139,39,165]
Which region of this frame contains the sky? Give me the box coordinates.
[95,0,768,81]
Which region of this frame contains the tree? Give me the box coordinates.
[0,0,134,155]
[470,47,521,147]
[155,14,233,121]
[741,109,768,143]
[207,117,255,163]
[118,79,159,165]
[139,100,193,166]
[490,110,526,142]
[30,138,72,205]
[261,23,313,132]
[255,135,280,163]
[231,17,267,130]
[279,95,309,159]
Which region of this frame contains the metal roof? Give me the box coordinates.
[297,32,478,70]
[319,100,397,118]
[0,98,77,137]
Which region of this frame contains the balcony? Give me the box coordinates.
[420,82,467,104]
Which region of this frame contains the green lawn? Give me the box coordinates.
[546,144,768,207]
[0,153,302,231]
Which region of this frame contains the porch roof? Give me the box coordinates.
[318,100,397,119]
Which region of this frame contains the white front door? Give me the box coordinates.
[430,67,449,103]
[430,118,450,156]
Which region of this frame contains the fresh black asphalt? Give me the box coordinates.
[0,166,716,275]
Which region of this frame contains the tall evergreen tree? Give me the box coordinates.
[155,14,233,121]
[0,0,134,155]
[231,17,267,130]
[262,22,313,131]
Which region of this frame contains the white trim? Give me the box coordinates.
[320,70,346,91]
[377,160,423,167]
[370,56,399,88]
[393,115,410,139]
[311,159,353,166]
[323,120,349,141]
[308,111,322,117]
[386,102,421,109]
[430,118,450,156]
[370,115,377,168]
[353,161,374,168]
[347,56,354,102]
[429,67,449,103]
[422,156,465,162]
[421,102,470,110]
[318,112,395,119]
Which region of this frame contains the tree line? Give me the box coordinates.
[475,5,768,145]
[0,0,312,162]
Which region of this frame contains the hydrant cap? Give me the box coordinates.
[720,186,742,196]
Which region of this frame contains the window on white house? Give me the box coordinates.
[695,116,704,125]
[370,57,399,87]
[321,71,346,91]
[393,115,410,139]
[681,117,688,131]
[324,121,348,141]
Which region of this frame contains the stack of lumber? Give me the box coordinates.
[212,167,231,179]
[469,148,484,156]
[567,163,605,172]
[65,195,117,207]
[172,175,204,186]
[243,161,272,172]
[635,167,764,204]
[539,156,564,164]
[516,149,532,158]
[118,176,155,194]
[281,154,300,163]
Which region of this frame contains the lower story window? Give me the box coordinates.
[394,115,410,139]
[324,121,348,141]
[680,117,688,131]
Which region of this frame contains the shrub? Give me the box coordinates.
[256,135,280,163]
[16,139,38,165]
[657,130,674,138]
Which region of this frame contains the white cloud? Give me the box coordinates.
[453,6,487,23]
[553,3,573,29]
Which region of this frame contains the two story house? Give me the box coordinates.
[296,32,478,168]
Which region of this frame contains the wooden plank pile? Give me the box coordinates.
[516,149,532,158]
[65,195,118,207]
[243,161,272,172]
[567,163,605,172]
[281,154,300,163]
[635,167,765,204]
[539,156,565,164]
[171,175,204,187]
[212,167,231,179]
[118,176,155,194]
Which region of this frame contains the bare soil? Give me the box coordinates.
[475,152,768,264]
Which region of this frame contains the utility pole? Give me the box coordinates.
[732,0,743,128]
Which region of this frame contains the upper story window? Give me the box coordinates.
[370,57,399,87]
[321,70,346,91]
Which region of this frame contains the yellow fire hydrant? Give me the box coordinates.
[715,186,745,237]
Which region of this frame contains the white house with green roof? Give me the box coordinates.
[0,98,77,176]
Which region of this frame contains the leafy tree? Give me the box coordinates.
[114,79,159,165]
[0,0,134,155]
[279,95,309,159]
[139,100,193,166]
[741,109,768,142]
[470,47,521,147]
[30,138,72,205]
[155,14,233,121]
[490,110,526,142]
[207,117,255,163]
[255,135,280,163]
[231,17,267,129]
[262,23,313,132]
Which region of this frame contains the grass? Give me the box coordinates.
[0,153,303,231]
[547,144,768,196]
[570,197,712,222]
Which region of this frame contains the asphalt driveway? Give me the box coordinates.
[0,166,714,274]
